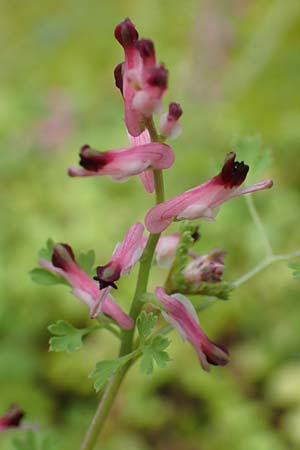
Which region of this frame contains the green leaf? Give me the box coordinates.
[12,431,55,450]
[89,354,133,392]
[232,135,272,182]
[29,268,67,286]
[48,320,93,352]
[13,430,37,450]
[38,238,54,260]
[77,249,95,276]
[288,260,300,278]
[140,335,171,375]
[137,311,158,341]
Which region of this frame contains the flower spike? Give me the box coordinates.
[114,18,169,134]
[68,142,175,180]
[39,243,133,329]
[155,287,229,371]
[145,152,273,233]
[94,222,144,290]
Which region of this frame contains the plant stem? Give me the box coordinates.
[232,251,300,288]
[245,195,273,258]
[81,119,165,450]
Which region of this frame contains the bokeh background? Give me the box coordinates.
[1,0,300,449]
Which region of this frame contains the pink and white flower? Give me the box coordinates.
[155,287,229,371]
[68,141,174,180]
[154,233,180,268]
[0,405,24,432]
[159,102,183,139]
[128,128,155,193]
[114,19,168,136]
[39,244,133,328]
[94,222,145,289]
[145,152,273,233]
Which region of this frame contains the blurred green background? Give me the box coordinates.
[1,0,300,449]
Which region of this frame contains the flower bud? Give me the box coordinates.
[114,18,139,47]
[183,248,225,287]
[159,102,183,139]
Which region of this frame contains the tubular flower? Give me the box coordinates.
[140,232,180,268]
[159,102,183,139]
[68,142,174,180]
[0,405,24,432]
[128,128,155,193]
[145,152,273,233]
[155,287,229,371]
[183,248,225,287]
[114,18,169,136]
[39,244,133,328]
[94,222,145,290]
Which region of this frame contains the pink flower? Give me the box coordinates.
[114,18,144,136]
[155,287,229,371]
[0,405,24,432]
[154,233,180,268]
[94,222,145,289]
[159,102,183,139]
[114,19,168,136]
[39,244,133,328]
[68,141,174,180]
[145,152,273,233]
[183,248,225,287]
[128,128,155,193]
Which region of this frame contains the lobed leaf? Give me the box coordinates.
[29,268,67,286]
[137,311,158,341]
[139,335,171,375]
[48,320,92,353]
[38,238,54,260]
[89,354,133,392]
[77,249,95,276]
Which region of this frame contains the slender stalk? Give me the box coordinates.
[81,119,165,450]
[245,195,273,258]
[232,251,300,288]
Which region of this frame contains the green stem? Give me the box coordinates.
[81,118,165,450]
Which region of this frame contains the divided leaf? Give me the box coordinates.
[90,354,133,392]
[77,249,95,276]
[140,335,171,375]
[13,430,55,450]
[29,268,67,286]
[48,320,92,352]
[137,311,158,341]
[288,260,300,278]
[13,430,37,450]
[38,238,54,260]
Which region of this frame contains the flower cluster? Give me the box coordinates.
[37,18,273,374]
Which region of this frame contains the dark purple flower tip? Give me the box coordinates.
[114,18,139,47]
[79,145,110,172]
[204,343,229,367]
[219,152,249,188]
[114,62,124,95]
[52,244,75,270]
[168,102,183,120]
[94,263,121,290]
[0,405,25,429]
[191,228,200,242]
[146,64,168,88]
[136,39,155,60]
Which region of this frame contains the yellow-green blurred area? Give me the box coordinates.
[1,0,300,449]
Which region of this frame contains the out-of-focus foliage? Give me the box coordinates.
[0,0,299,449]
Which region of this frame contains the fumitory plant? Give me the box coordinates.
[24,18,300,450]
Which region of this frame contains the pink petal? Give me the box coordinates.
[102,295,134,329]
